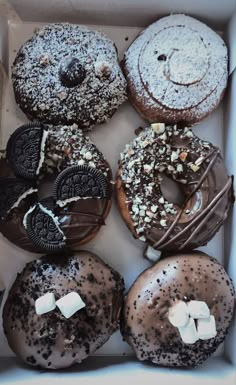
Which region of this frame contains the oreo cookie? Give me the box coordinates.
[53,165,110,205]
[59,57,86,87]
[0,177,35,220]
[24,203,66,252]
[6,123,48,179]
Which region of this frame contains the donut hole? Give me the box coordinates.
[157,54,167,61]
[160,174,185,207]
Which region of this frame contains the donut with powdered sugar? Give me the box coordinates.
[12,23,127,130]
[123,14,228,125]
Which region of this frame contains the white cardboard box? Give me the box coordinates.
[0,0,235,383]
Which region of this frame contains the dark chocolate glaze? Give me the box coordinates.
[117,125,234,251]
[0,125,112,253]
[3,251,125,369]
[121,252,235,368]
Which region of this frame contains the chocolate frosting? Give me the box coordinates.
[3,251,124,369]
[121,252,235,368]
[117,124,233,251]
[0,124,112,253]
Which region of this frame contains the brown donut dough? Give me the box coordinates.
[3,251,124,369]
[116,124,233,251]
[123,14,228,125]
[121,252,235,368]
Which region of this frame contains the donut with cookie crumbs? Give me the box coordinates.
[12,23,127,130]
[116,123,233,252]
[0,122,112,253]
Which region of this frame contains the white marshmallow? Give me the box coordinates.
[168,301,189,327]
[197,315,217,340]
[188,300,210,319]
[178,317,199,344]
[56,292,86,319]
[35,293,56,315]
[144,246,161,262]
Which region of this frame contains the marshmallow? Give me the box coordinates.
[168,301,189,327]
[56,292,86,319]
[35,292,56,315]
[144,246,161,262]
[197,315,217,340]
[188,300,210,319]
[178,317,199,344]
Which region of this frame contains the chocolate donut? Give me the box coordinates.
[12,23,127,130]
[116,123,233,251]
[0,123,112,253]
[3,251,124,369]
[121,252,235,367]
[123,14,228,125]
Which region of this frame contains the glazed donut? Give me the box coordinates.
[3,251,124,369]
[0,123,112,253]
[123,14,228,125]
[12,23,127,130]
[121,252,235,368]
[116,123,233,251]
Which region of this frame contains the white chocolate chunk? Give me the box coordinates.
[35,293,56,315]
[56,292,86,319]
[197,315,217,340]
[178,317,199,344]
[168,301,189,327]
[188,300,210,319]
[151,123,165,134]
[144,246,161,262]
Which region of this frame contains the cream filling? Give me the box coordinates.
[57,195,102,208]
[23,202,66,241]
[9,188,38,213]
[36,130,49,175]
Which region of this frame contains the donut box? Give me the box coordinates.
[0,0,235,383]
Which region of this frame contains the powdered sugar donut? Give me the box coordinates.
[124,14,228,125]
[12,23,127,130]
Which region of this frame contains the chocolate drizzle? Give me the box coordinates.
[153,149,232,250]
[0,124,112,252]
[117,124,233,251]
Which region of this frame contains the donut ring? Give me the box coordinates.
[116,123,233,251]
[123,14,228,125]
[0,123,112,253]
[3,251,125,369]
[121,252,235,368]
[12,23,127,130]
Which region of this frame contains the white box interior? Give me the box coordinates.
[0,0,235,383]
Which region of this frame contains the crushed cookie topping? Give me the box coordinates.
[44,124,109,178]
[119,123,215,237]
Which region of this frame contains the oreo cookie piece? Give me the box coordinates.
[53,165,110,206]
[6,123,48,179]
[59,57,86,87]
[24,203,66,252]
[0,177,36,220]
